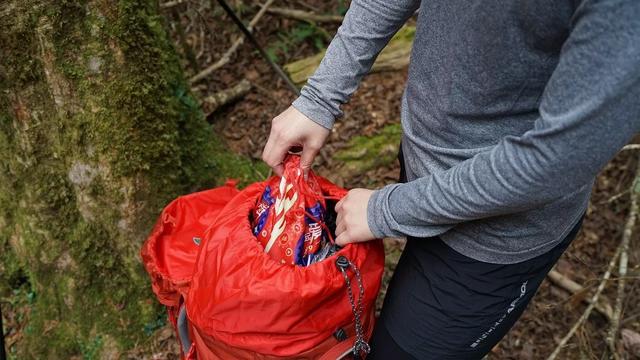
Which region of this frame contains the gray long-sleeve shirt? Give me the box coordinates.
[292,0,640,264]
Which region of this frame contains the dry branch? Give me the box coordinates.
[604,189,630,204]
[606,156,640,356]
[622,144,640,151]
[190,0,275,84]
[266,7,344,23]
[284,25,416,84]
[548,158,640,360]
[546,245,623,360]
[203,79,251,112]
[160,0,188,9]
[170,7,199,72]
[547,269,613,320]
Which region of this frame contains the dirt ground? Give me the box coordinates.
[153,1,640,359]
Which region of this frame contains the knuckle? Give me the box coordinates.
[306,142,320,151]
[278,128,294,143]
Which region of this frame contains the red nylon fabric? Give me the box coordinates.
[187,309,376,360]
[140,181,240,307]
[141,176,384,359]
[187,179,384,357]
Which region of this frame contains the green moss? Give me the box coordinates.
[79,335,104,360]
[335,123,402,173]
[0,0,265,358]
[212,147,270,187]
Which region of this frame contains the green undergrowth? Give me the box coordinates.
[335,123,402,174]
[266,22,328,63]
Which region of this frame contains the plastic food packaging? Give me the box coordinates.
[252,156,337,266]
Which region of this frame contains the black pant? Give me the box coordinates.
[367,146,583,359]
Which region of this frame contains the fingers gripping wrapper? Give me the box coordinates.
[141,156,385,359]
[253,156,330,266]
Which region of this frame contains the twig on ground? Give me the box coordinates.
[547,156,640,360]
[251,82,281,104]
[606,156,640,357]
[202,79,252,113]
[190,0,275,84]
[197,27,205,59]
[266,7,344,23]
[622,144,640,151]
[547,269,613,320]
[601,189,630,205]
[189,7,208,60]
[622,311,640,326]
[160,0,188,9]
[295,0,321,12]
[170,8,199,72]
[546,244,623,360]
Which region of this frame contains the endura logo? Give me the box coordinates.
[470,281,528,348]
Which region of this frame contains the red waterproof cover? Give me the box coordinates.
[141,175,385,359]
[186,178,385,358]
[140,181,240,307]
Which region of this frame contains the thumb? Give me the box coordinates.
[335,233,348,246]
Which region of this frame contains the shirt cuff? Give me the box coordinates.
[292,94,336,130]
[367,183,405,239]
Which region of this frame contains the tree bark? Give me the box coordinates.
[0,0,253,358]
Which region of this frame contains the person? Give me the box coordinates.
[261,0,640,358]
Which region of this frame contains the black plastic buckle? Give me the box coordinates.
[336,255,349,270]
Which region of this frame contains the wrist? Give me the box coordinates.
[292,94,335,130]
[367,184,404,239]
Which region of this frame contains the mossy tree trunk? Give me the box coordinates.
[0,1,245,358]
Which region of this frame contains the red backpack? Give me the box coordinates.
[141,177,384,359]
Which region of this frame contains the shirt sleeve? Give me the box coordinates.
[367,0,640,239]
[291,0,421,130]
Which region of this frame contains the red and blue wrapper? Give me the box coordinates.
[252,156,331,266]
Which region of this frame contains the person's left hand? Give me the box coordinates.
[335,189,376,246]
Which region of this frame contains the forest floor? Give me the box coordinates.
[2,1,633,359]
[135,1,640,359]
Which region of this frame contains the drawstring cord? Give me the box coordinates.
[302,208,336,244]
[336,256,370,360]
[265,166,372,357]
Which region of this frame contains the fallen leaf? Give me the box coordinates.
[622,328,640,357]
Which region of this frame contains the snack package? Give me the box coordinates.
[252,155,329,265]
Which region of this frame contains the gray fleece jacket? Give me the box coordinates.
[292,0,640,263]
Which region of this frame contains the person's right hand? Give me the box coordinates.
[262,106,330,177]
